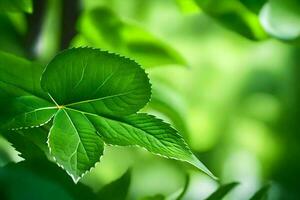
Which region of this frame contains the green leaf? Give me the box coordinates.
[3,128,49,160]
[249,184,270,200]
[5,96,57,130]
[41,47,151,116]
[194,0,268,40]
[49,109,104,183]
[5,47,214,182]
[75,7,187,68]
[239,0,266,13]
[0,0,32,13]
[0,51,47,127]
[205,182,239,200]
[0,51,45,98]
[86,113,215,179]
[97,169,131,200]
[259,0,300,42]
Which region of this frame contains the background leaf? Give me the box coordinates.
[97,169,131,200]
[0,51,47,128]
[74,7,187,68]
[0,159,100,200]
[205,182,239,200]
[194,0,268,40]
[0,0,32,13]
[249,184,270,200]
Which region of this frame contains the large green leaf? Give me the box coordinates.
[205,182,239,200]
[0,0,32,13]
[6,47,214,182]
[41,47,151,116]
[74,7,187,68]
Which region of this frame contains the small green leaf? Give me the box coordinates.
[3,128,49,160]
[86,113,215,179]
[97,169,131,200]
[0,0,32,13]
[5,96,57,130]
[249,184,270,200]
[1,159,99,200]
[49,109,104,183]
[205,182,239,200]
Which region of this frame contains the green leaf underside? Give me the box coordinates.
[49,109,104,183]
[7,47,214,182]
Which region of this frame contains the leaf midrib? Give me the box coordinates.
[61,108,90,164]
[64,90,135,107]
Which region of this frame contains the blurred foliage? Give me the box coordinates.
[0,0,32,13]
[194,0,268,40]
[73,7,187,68]
[249,184,270,200]
[0,0,300,199]
[205,182,239,200]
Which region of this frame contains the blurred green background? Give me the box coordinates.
[0,0,300,199]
